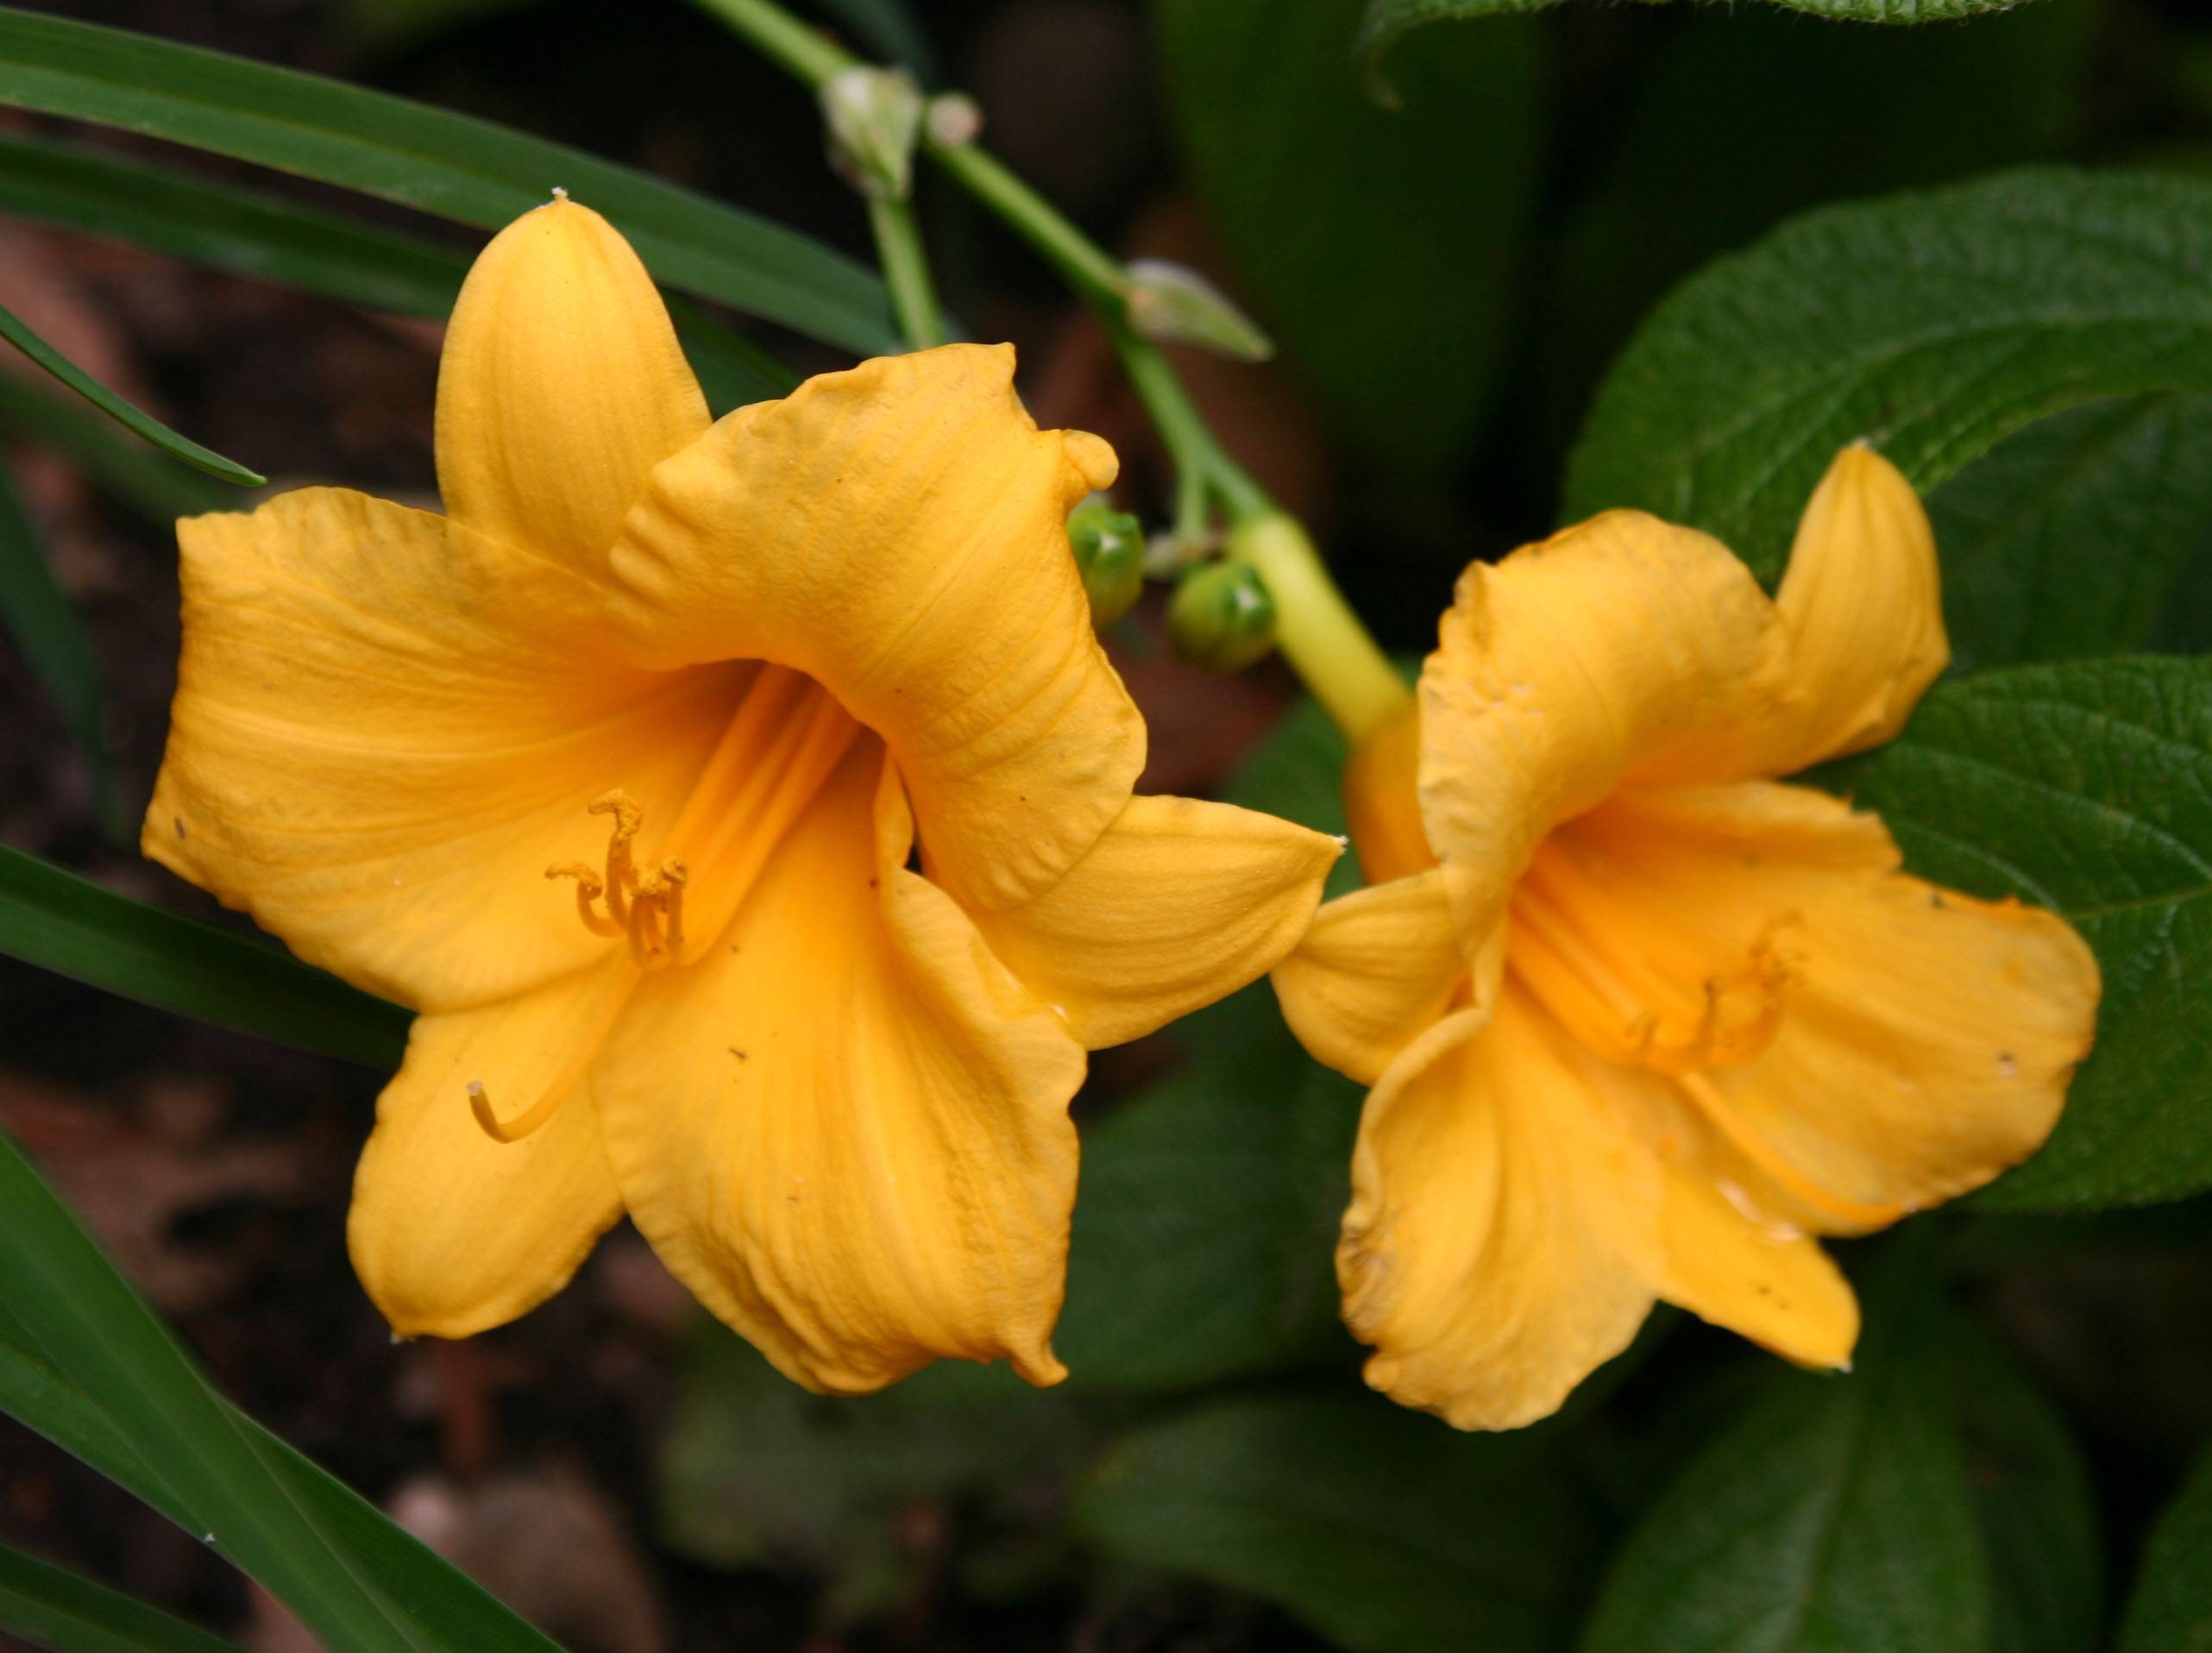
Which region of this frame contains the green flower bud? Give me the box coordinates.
[820,66,924,200]
[1168,560,1277,673]
[1068,497,1146,628]
[1123,260,1274,362]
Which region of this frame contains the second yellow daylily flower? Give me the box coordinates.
[1273,448,2101,1431]
[143,198,1340,1392]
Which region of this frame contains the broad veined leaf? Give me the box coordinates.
[1566,169,2212,581]
[1580,1250,1991,1653]
[1075,1389,1592,1653]
[0,5,895,355]
[0,847,408,1070]
[0,1539,248,1653]
[1528,0,2092,458]
[1948,1319,2103,1653]
[1058,1037,1359,1392]
[2119,1440,2212,1651]
[0,135,796,408]
[1361,0,2053,96]
[0,297,260,487]
[0,464,120,839]
[1832,658,2212,1209]
[1931,393,2212,670]
[1158,0,1543,478]
[0,1132,557,1653]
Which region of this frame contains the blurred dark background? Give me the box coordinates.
[3,1,2211,1649]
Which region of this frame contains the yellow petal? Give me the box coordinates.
[1417,511,1789,946]
[1655,1161,1859,1371]
[1763,445,1949,773]
[1273,866,1473,1085]
[593,743,1086,1393]
[143,487,745,1009]
[437,197,708,573]
[1588,781,2100,1229]
[965,795,1340,1050]
[348,965,630,1338]
[606,343,1141,911]
[1342,990,1662,1431]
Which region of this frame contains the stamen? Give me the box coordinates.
[545,861,624,937]
[1676,1070,1907,1231]
[657,858,688,958]
[468,1078,567,1144]
[588,789,643,926]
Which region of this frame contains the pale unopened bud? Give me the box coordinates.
[1068,497,1146,628]
[1124,261,1273,362]
[925,92,983,148]
[1169,561,1277,672]
[820,66,924,200]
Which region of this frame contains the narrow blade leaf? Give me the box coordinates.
[0,1541,248,1653]
[0,847,408,1070]
[0,298,260,486]
[0,463,121,838]
[0,6,895,353]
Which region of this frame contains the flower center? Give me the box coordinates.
[1505,830,1798,1077]
[545,663,864,972]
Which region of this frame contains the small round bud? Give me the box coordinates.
[820,66,924,200]
[1068,497,1146,628]
[925,92,983,148]
[1168,560,1277,673]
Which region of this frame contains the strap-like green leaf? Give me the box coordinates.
[0,1540,248,1653]
[0,1143,562,1653]
[1834,657,2212,1209]
[0,298,261,486]
[0,134,796,410]
[0,465,121,839]
[0,5,895,354]
[0,374,231,524]
[0,847,408,1070]
[1567,169,2212,581]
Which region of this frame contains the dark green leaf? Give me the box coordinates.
[2120,1439,2212,1651]
[0,374,231,524]
[1159,0,1542,477]
[0,1131,506,1651]
[1058,1040,1359,1391]
[1363,0,2058,100]
[0,5,895,354]
[0,1541,247,1653]
[1931,393,2212,669]
[1580,1251,1990,1653]
[1530,1,2092,458]
[1075,1389,1591,1653]
[1833,658,2212,1209]
[1566,170,2212,581]
[1948,1320,2103,1653]
[0,846,408,1070]
[0,464,120,839]
[659,1324,1092,1615]
[0,297,260,487]
[0,134,795,410]
[0,1160,562,1653]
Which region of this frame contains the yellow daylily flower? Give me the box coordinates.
[143,197,1340,1393]
[1273,448,2100,1431]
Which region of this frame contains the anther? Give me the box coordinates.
[546,861,624,938]
[588,789,643,926]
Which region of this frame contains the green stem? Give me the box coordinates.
[691,0,1411,742]
[1225,514,1406,744]
[867,195,943,349]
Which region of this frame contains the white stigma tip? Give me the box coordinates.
[466,1080,485,1097]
